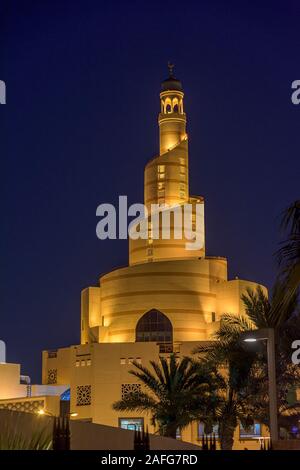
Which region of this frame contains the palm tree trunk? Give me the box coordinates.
[164,424,178,439]
[220,428,235,450]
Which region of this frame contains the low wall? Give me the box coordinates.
[0,410,199,450]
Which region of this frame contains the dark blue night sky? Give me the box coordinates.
[1,0,299,381]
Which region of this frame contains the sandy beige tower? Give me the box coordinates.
[79,66,266,345]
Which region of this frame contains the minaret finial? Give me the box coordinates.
[168,61,175,78]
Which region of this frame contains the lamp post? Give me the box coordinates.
[241,327,279,442]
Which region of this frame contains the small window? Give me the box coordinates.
[119,418,143,432]
[75,360,80,367]
[120,358,126,365]
[179,158,184,165]
[211,312,216,322]
[48,351,57,359]
[147,248,153,256]
[180,191,185,199]
[158,182,165,190]
[158,173,165,180]
[136,357,142,364]
[180,166,185,175]
[198,422,219,438]
[158,165,165,173]
[128,357,134,364]
[86,359,91,366]
[158,190,165,198]
[180,183,185,190]
[81,360,85,367]
[239,423,261,438]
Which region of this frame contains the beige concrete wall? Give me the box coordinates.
[0,409,200,450]
[42,348,73,386]
[42,340,270,450]
[0,395,60,416]
[97,258,228,343]
[81,287,101,344]
[0,363,27,399]
[216,279,268,317]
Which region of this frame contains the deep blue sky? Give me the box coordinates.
[1,0,299,382]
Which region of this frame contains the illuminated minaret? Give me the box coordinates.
[129,65,205,265]
[158,63,187,154]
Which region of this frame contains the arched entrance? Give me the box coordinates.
[135,309,173,351]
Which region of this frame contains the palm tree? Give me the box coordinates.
[271,200,300,325]
[113,354,222,439]
[195,285,300,449]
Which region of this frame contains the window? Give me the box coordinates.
[121,383,141,399]
[47,350,57,359]
[136,357,142,364]
[60,388,71,401]
[211,312,216,322]
[180,191,185,199]
[119,418,143,432]
[76,385,91,406]
[128,357,134,364]
[75,360,80,367]
[158,182,165,190]
[158,165,165,180]
[81,360,85,367]
[86,359,91,366]
[148,221,152,240]
[180,166,185,175]
[136,309,173,343]
[120,358,126,365]
[47,369,57,384]
[198,422,219,438]
[147,248,153,256]
[239,423,261,438]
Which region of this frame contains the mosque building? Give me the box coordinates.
[1,67,269,448]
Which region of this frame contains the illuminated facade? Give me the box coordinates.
[41,69,268,448]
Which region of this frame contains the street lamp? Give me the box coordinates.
[37,408,53,416]
[241,327,278,442]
